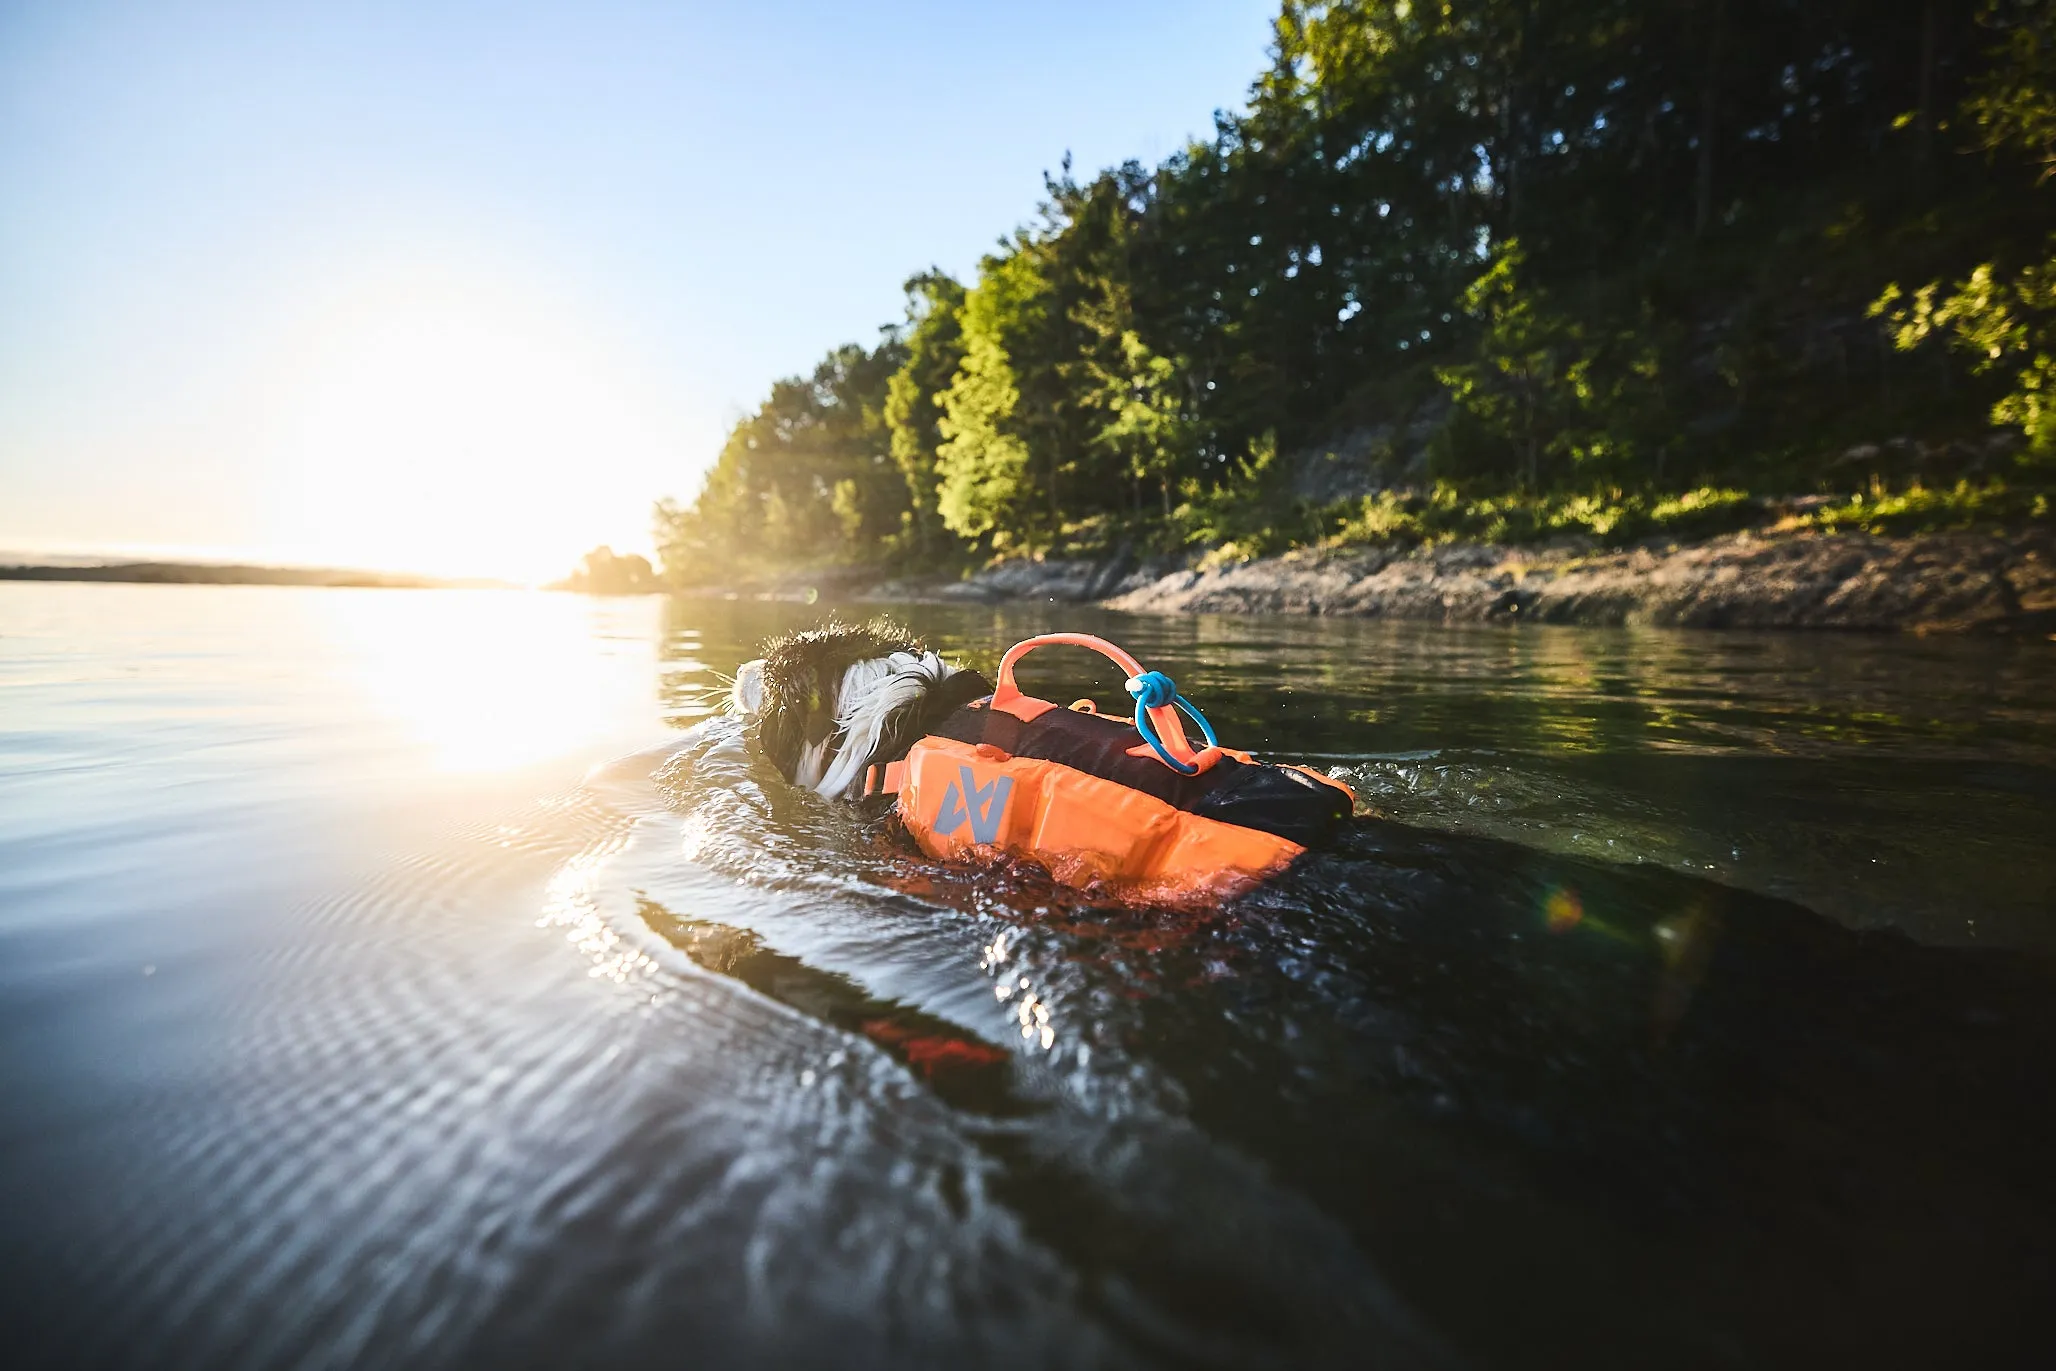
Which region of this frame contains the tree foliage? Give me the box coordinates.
[1968,0,2056,174]
[553,546,658,595]
[936,245,1057,543]
[658,0,2053,583]
[883,271,967,554]
[1876,1,2056,462]
[655,338,908,581]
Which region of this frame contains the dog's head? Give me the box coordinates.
[730,619,991,799]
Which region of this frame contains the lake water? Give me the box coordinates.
[2,581,2052,1368]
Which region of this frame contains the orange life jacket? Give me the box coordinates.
[866,634,1354,899]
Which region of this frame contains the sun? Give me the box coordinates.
[259,266,684,582]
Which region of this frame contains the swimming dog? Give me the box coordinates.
[730,620,1356,899]
[729,620,993,800]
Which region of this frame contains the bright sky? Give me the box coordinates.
[0,0,1277,582]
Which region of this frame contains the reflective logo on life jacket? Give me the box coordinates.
[934,765,1012,845]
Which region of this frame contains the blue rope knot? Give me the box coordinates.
[1124,671,1178,710]
[1125,672,1219,774]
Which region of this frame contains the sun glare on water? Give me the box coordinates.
[321,589,662,775]
[261,268,685,583]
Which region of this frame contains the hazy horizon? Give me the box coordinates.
[0,0,1275,581]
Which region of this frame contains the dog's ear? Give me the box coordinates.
[861,666,994,785]
[919,667,994,731]
[730,659,767,715]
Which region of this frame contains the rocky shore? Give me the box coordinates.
[854,528,2056,634]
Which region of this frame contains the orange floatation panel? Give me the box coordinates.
[873,634,1354,899]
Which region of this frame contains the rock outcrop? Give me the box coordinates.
[864,545,1173,606]
[1103,530,2056,633]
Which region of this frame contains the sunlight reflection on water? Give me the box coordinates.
[316,588,665,773]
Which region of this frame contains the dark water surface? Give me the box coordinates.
[3,582,2053,1369]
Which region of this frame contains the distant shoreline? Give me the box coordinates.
[0,562,512,590]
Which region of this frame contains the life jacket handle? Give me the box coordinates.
[990,633,1222,775]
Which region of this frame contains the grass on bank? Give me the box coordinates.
[1162,477,2053,572]
[1340,478,2052,545]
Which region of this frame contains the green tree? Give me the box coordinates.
[1967,0,2056,175]
[555,545,658,595]
[653,336,908,583]
[1436,241,1672,489]
[1874,255,2056,457]
[935,252,1041,542]
[882,270,968,555]
[1873,1,2056,462]
[1435,242,1588,489]
[1074,268,1197,518]
[935,240,1080,544]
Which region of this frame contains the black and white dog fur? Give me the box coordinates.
[730,621,992,800]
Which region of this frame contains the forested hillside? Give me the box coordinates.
[656,0,2056,585]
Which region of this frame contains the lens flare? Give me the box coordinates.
[1543,885,1584,933]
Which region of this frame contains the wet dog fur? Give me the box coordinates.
[730,620,992,800]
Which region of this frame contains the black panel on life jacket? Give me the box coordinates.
[930,701,1352,847]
